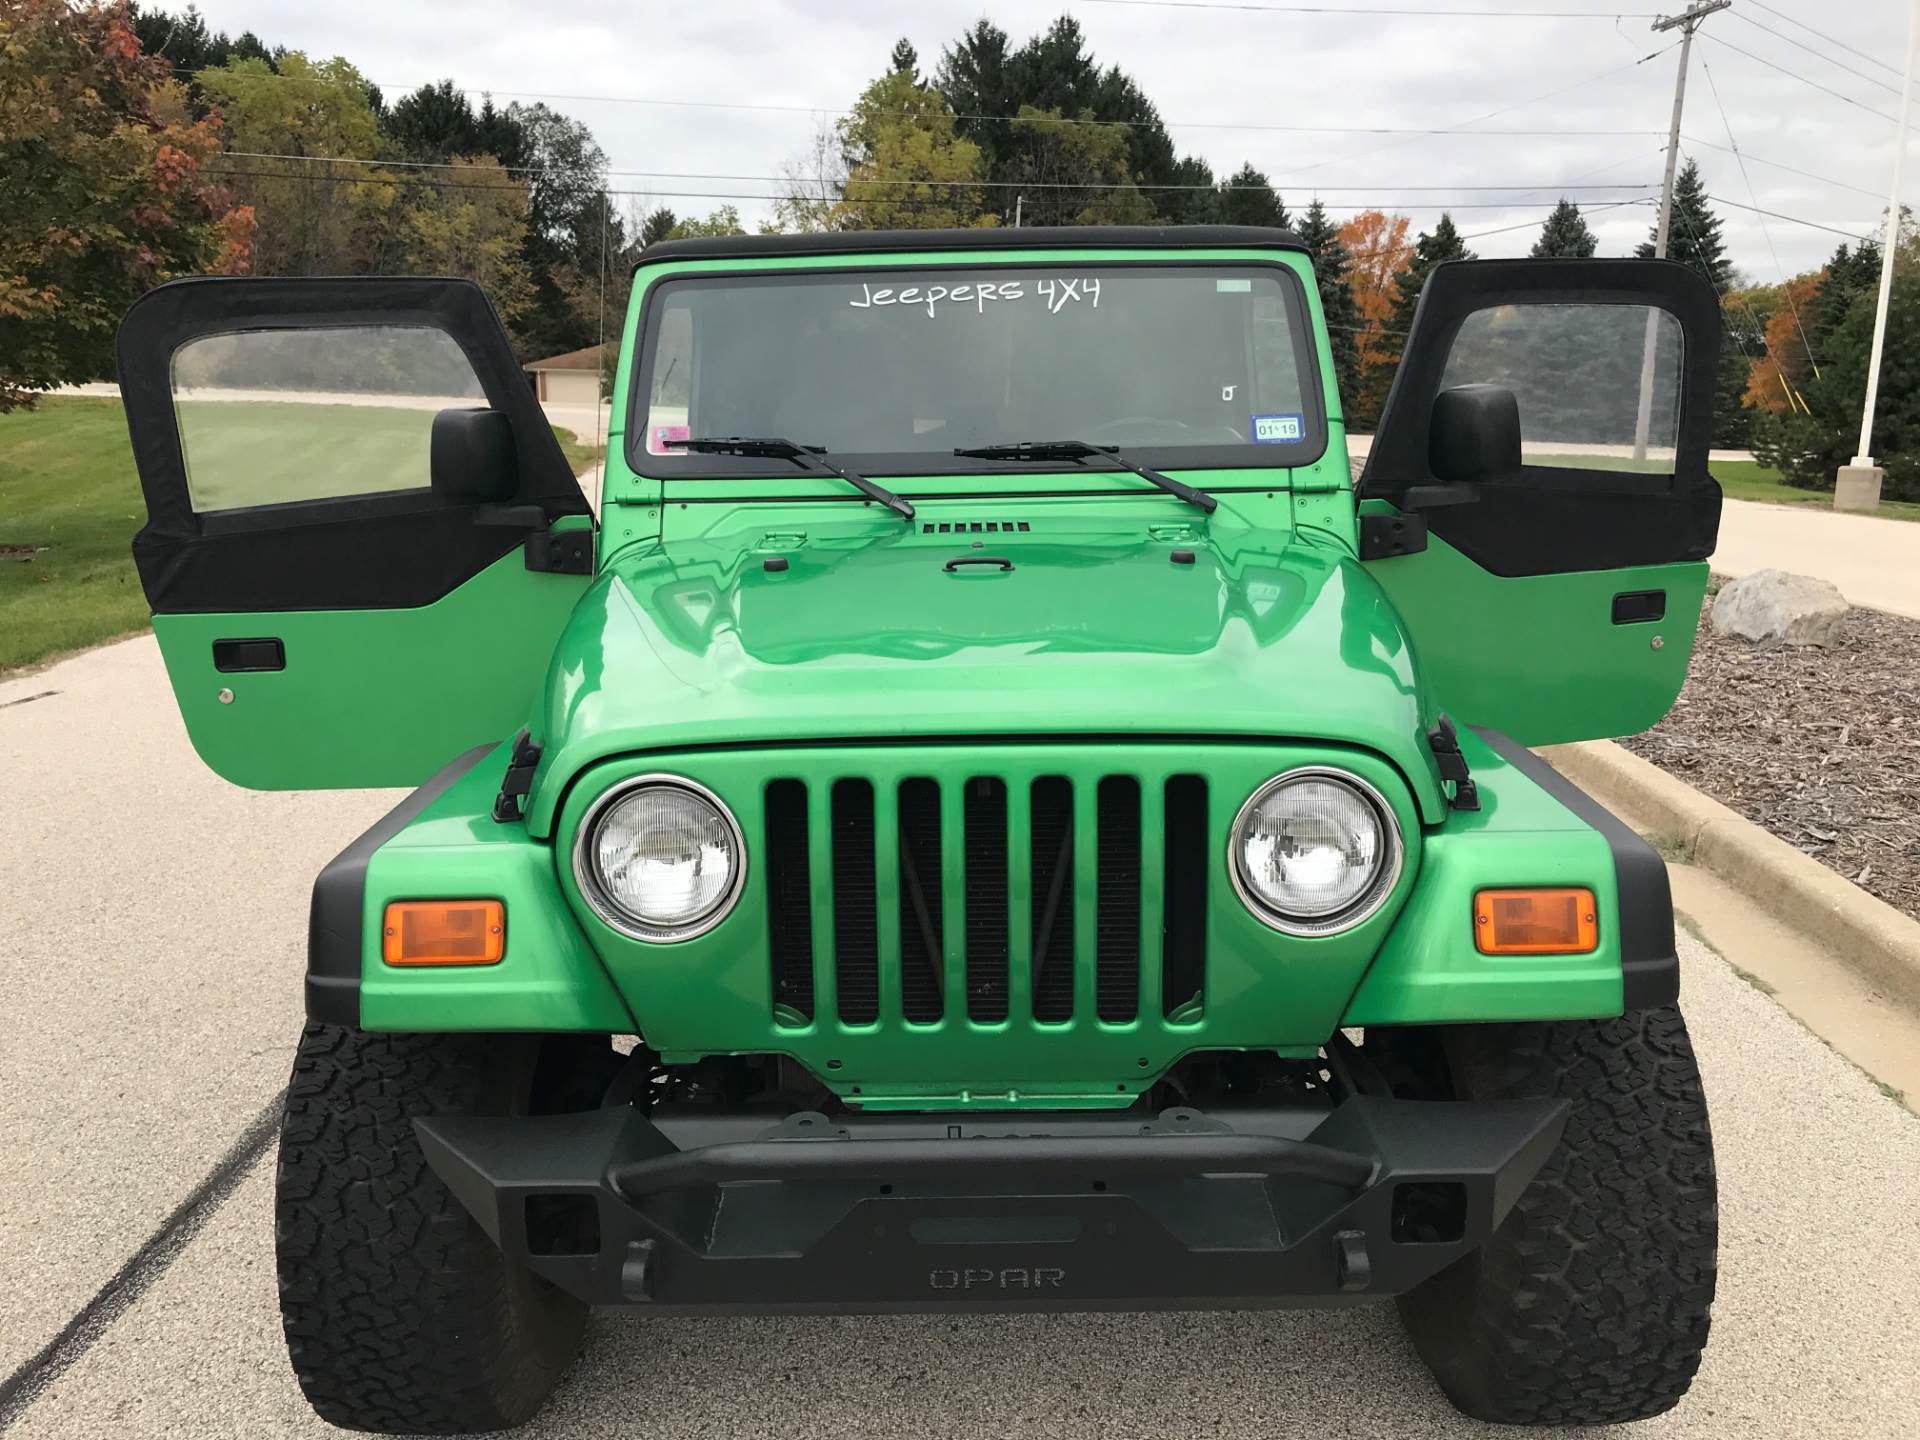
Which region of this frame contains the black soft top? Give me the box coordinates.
[635,224,1305,269]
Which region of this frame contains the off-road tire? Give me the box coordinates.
[1393,1006,1718,1426]
[276,1024,589,1433]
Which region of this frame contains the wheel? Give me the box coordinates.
[275,1024,607,1433]
[1384,1007,1718,1426]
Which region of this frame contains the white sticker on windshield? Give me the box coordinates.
[1216,279,1252,293]
[848,276,1098,319]
[1252,413,1305,444]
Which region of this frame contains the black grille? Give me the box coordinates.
[765,772,1201,1030]
[963,777,1010,1022]
[1029,776,1076,1022]
[830,779,879,1024]
[920,520,1032,534]
[897,778,945,1023]
[1096,776,1142,1023]
[764,780,813,1023]
[1162,775,1208,1019]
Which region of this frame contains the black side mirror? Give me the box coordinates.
[1428,384,1521,486]
[431,407,517,503]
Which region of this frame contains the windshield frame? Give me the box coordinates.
[620,257,1329,485]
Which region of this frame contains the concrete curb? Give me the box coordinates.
[1539,739,1920,1013]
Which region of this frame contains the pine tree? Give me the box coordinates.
[1638,160,1747,441]
[1390,212,1475,338]
[1637,159,1732,292]
[890,37,919,80]
[1295,200,1362,413]
[1532,198,1597,259]
[1216,163,1289,229]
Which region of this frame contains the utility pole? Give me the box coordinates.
[1632,0,1731,463]
[1836,0,1920,513]
[1014,193,1023,228]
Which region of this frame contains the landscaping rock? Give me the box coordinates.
[1711,569,1850,646]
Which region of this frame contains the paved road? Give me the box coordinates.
[1346,436,1919,621]
[6,635,1919,1437]
[1711,500,1920,621]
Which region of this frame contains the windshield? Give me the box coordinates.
[629,262,1325,477]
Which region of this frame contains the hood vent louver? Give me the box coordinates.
[921,521,1032,535]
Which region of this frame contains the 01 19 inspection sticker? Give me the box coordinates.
[1251,413,1305,444]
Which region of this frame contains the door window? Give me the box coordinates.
[1439,303,1684,474]
[170,325,485,511]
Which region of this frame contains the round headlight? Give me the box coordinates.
[1230,769,1402,936]
[574,777,745,942]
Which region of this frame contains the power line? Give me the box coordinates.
[202,161,1647,216]
[1070,0,1662,14]
[1693,66,1820,377]
[1458,196,1654,241]
[176,63,1668,138]
[1681,135,1888,201]
[1729,11,1913,101]
[1704,193,1876,241]
[214,147,1654,193]
[1701,34,1901,125]
[1744,0,1906,82]
[1281,40,1679,180]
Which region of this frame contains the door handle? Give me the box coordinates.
[1611,590,1666,624]
[212,637,285,672]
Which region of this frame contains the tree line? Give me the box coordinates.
[3,2,1910,496]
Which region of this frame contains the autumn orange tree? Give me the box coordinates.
[0,0,252,409]
[1741,272,1824,415]
[1337,210,1413,429]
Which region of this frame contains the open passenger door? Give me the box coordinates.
[118,277,595,789]
[1357,258,1722,745]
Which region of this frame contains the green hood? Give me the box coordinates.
[527,516,1443,835]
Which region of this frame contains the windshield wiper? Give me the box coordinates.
[665,436,914,521]
[953,440,1217,514]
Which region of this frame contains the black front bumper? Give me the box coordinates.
[416,1095,1566,1313]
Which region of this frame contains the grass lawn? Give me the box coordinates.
[1711,459,1920,521]
[0,395,605,675]
[1532,450,1920,522]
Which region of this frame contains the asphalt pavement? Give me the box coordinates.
[5,633,1919,1438]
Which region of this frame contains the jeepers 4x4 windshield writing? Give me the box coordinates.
[628,263,1326,480]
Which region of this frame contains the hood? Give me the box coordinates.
[527,517,1442,834]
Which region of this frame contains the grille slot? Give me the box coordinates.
[897,778,945,1023]
[1162,775,1208,1020]
[1029,776,1076,1023]
[921,521,1032,534]
[764,780,814,1024]
[830,779,879,1024]
[1096,776,1143,1023]
[964,778,1011,1022]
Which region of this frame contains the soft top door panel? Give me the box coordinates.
[115,276,595,791]
[118,275,589,613]
[1359,258,1721,577]
[1358,259,1723,745]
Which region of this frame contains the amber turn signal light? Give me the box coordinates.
[1473,888,1598,955]
[383,900,505,966]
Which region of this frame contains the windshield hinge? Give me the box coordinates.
[1359,511,1427,560]
[1427,715,1481,812]
[492,729,542,823]
[525,527,594,575]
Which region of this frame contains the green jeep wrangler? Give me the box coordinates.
[118,225,1720,1432]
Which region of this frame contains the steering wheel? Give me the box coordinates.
[1085,417,1191,445]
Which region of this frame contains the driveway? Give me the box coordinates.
[4,635,1918,1437]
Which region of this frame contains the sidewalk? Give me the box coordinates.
[1714,499,1918,621]
[1345,436,1914,620]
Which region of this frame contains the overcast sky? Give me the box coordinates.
[181,0,1915,281]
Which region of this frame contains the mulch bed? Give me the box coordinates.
[1620,593,1920,921]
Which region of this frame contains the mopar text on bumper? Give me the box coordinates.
[415,1094,1568,1312]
